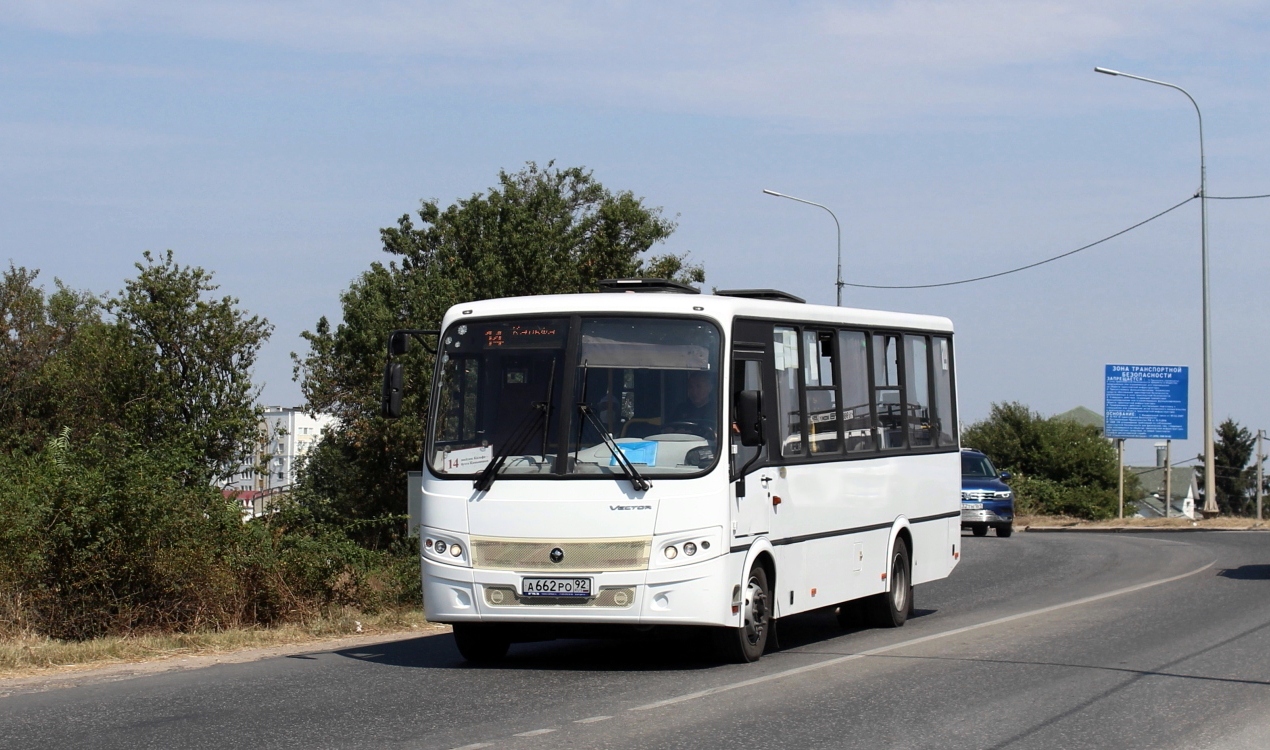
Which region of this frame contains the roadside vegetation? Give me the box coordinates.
[962,402,1135,520]
[0,609,439,678]
[0,162,699,662]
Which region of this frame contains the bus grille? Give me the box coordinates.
[483,586,636,608]
[469,537,651,572]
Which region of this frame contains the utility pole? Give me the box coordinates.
[1257,430,1265,523]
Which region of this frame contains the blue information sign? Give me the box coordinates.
[1104,364,1188,440]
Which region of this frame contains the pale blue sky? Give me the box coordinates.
[3,2,1268,464]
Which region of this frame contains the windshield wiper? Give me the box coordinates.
[473,402,548,492]
[578,404,651,492]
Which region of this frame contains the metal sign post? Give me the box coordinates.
[1164,440,1172,518]
[1117,439,1125,519]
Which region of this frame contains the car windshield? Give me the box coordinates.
[961,453,999,478]
[430,315,722,479]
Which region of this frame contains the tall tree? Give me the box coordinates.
[7,252,272,485]
[294,162,700,535]
[0,265,98,453]
[1197,418,1256,515]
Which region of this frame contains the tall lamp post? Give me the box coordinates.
[763,189,844,306]
[1095,66,1217,516]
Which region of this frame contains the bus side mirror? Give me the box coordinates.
[737,390,764,447]
[389,331,410,356]
[381,362,403,419]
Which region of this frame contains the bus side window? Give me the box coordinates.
[838,330,874,453]
[803,329,840,455]
[872,333,906,450]
[932,336,956,447]
[905,335,934,448]
[773,326,803,457]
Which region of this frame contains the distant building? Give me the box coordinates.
[225,406,336,492]
[1126,448,1199,519]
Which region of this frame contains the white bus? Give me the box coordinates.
[383,278,961,663]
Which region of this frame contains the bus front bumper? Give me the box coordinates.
[422,554,734,627]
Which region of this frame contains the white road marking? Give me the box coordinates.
[450,744,493,749]
[574,715,613,723]
[514,728,557,737]
[630,558,1216,712]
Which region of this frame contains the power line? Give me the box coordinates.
[842,190,1270,290]
[843,196,1195,289]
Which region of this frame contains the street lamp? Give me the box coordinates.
[763,189,844,306]
[1095,66,1217,516]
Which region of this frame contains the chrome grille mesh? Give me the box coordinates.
[470,537,651,572]
[962,490,1007,501]
[483,585,636,608]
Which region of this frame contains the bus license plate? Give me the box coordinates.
[521,577,592,598]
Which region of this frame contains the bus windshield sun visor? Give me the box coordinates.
[579,336,709,370]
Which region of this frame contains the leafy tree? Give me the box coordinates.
[294,162,700,538]
[105,251,274,485]
[0,265,98,453]
[1196,418,1257,515]
[1,255,421,639]
[962,402,1133,519]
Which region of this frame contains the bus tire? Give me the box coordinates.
[715,564,772,663]
[996,524,1013,538]
[866,539,911,629]
[452,623,510,664]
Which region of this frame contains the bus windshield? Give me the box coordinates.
[430,316,721,480]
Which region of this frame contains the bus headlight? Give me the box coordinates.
[652,527,723,568]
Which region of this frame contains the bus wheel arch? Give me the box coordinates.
[716,550,774,663]
[869,524,913,628]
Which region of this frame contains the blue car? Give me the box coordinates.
[961,449,1014,537]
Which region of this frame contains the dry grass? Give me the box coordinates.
[0,607,439,679]
[1018,514,1269,530]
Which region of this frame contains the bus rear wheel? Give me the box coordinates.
[865,539,911,628]
[715,564,771,663]
[452,623,511,664]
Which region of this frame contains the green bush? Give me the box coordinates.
[963,402,1133,520]
[1008,474,1119,520]
[0,437,420,640]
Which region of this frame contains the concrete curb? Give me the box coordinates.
[1022,525,1267,533]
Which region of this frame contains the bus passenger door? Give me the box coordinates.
[731,355,770,541]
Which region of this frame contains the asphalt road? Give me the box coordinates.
[4,531,1270,750]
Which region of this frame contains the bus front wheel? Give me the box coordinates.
[715,564,771,663]
[452,623,511,664]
